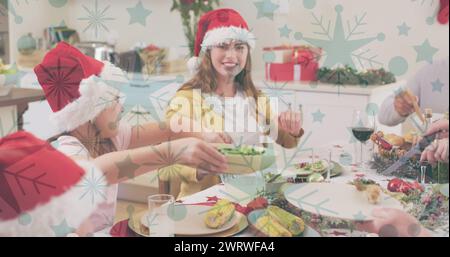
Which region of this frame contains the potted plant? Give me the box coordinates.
[170,0,220,57]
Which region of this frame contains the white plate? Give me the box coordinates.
[141,205,238,236]
[284,183,404,221]
[291,160,330,176]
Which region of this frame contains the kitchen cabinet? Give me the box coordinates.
[0,7,9,64]
[256,79,404,149]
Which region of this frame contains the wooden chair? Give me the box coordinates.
[158,172,181,200]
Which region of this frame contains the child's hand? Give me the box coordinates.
[355,208,432,237]
[278,111,302,137]
[171,138,228,173]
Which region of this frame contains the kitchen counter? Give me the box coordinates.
[0,87,45,108]
[0,87,45,136]
[252,72,391,96]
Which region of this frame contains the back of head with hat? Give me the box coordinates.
[0,131,105,236]
[34,42,127,134]
[187,8,256,73]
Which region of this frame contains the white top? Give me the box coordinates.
[54,121,132,232]
[203,90,263,146]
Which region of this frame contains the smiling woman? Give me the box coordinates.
[161,8,304,200]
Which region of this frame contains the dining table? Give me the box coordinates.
[100,141,449,237]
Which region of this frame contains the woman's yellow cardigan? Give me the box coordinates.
[158,88,303,199]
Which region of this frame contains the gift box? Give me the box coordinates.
[161,59,187,74]
[139,44,167,75]
[263,45,321,82]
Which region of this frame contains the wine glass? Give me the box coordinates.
[351,109,375,172]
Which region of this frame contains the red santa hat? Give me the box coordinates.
[187,8,256,73]
[438,0,449,24]
[34,42,126,134]
[0,131,105,236]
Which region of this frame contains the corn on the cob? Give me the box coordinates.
[204,199,235,229]
[255,215,292,237]
[267,205,305,236]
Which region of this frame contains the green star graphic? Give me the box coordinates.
[254,0,279,20]
[393,87,405,96]
[127,1,152,26]
[397,22,411,36]
[431,79,444,92]
[51,219,75,237]
[298,5,384,69]
[312,109,325,123]
[353,211,367,221]
[115,155,141,180]
[48,0,68,8]
[278,24,292,38]
[413,39,438,64]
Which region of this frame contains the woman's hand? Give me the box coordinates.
[278,111,302,137]
[170,138,228,174]
[201,131,233,144]
[356,208,432,237]
[420,138,449,165]
[420,119,449,165]
[423,119,449,138]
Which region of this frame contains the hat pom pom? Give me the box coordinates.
[187,56,200,75]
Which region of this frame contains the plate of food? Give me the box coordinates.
[215,144,276,174]
[284,183,404,221]
[288,160,343,178]
[294,160,330,176]
[137,200,244,236]
[247,205,320,237]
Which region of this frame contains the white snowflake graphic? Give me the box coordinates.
[77,0,115,39]
[76,166,107,205]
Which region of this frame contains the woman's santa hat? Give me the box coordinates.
[0,131,105,236]
[34,42,126,134]
[188,8,256,73]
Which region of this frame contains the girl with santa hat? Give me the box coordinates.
[2,42,228,235]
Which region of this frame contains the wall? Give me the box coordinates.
[6,0,449,80]
[4,0,449,140]
[7,0,68,63]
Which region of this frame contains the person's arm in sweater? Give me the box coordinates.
[378,67,423,126]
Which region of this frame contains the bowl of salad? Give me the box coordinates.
[215,144,276,174]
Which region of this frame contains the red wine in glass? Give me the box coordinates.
[352,127,375,143]
[351,110,375,172]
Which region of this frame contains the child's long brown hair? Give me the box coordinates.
[48,122,117,158]
[179,49,260,102]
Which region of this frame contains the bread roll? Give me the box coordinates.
[384,134,405,146]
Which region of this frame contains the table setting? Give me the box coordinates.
[108,131,449,237]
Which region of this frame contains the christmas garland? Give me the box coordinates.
[317,66,396,86]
